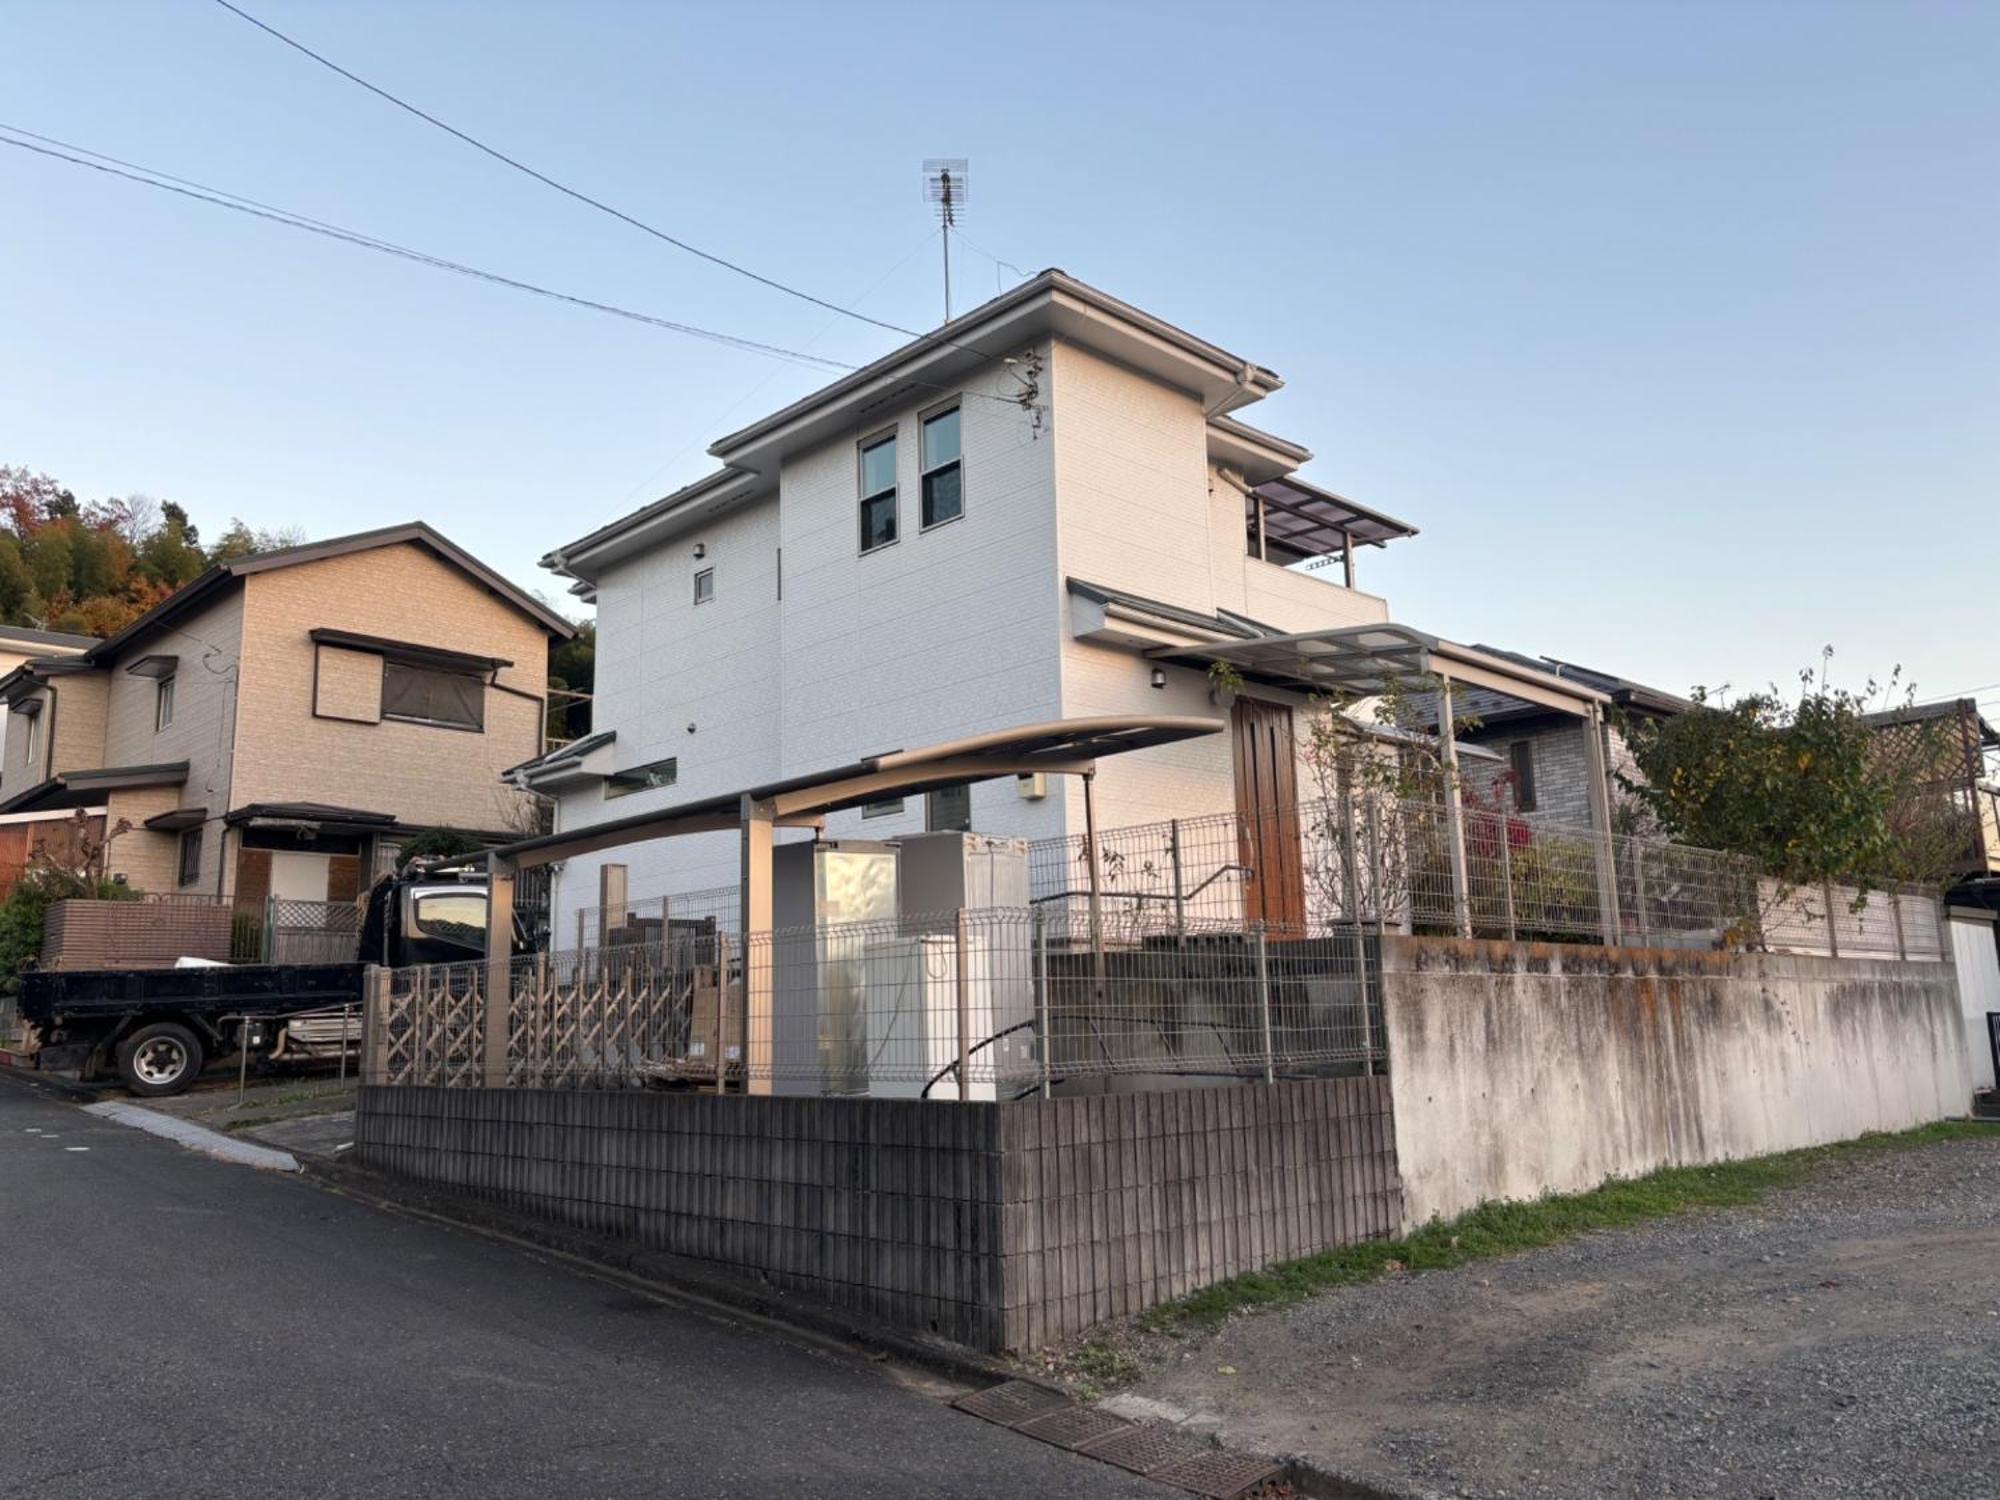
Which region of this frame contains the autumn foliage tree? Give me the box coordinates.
[0,465,303,638]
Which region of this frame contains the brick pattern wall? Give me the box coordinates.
[354,1087,1009,1347]
[997,1079,1400,1348]
[354,1076,1403,1353]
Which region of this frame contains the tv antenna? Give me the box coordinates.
[923,158,967,322]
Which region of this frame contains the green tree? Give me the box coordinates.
[1618,653,1955,894]
[136,501,206,588]
[21,525,73,607]
[547,618,595,741]
[0,535,35,620]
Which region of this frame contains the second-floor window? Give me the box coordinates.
[21,709,39,767]
[920,406,962,528]
[155,675,176,732]
[382,661,485,732]
[1508,741,1537,813]
[858,431,897,553]
[693,567,714,605]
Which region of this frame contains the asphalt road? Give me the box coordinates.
[0,1077,1161,1500]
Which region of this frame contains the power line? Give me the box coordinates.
[209,0,1017,373]
[0,126,855,372]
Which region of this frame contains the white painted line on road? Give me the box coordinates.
[65,1146,89,1152]
[81,1102,301,1173]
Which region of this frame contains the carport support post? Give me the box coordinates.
[739,794,776,1096]
[1082,769,1106,996]
[483,854,516,1088]
[1437,675,1474,939]
[1582,704,1623,945]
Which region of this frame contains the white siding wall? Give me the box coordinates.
[555,334,1404,935]
[1050,342,1391,836]
[554,352,1063,934]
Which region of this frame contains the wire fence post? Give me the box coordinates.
[1497,808,1517,942]
[236,1015,250,1106]
[1255,922,1276,1085]
[954,907,972,1103]
[1034,905,1052,1100]
[1169,818,1185,945]
[1633,839,1650,947]
[1083,771,1106,997]
[339,1002,351,1086]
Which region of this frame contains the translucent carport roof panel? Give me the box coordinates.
[1182,624,1440,696]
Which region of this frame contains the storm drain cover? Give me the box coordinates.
[1084,1423,1207,1475]
[1014,1404,1133,1452]
[951,1379,1071,1429]
[1151,1449,1284,1499]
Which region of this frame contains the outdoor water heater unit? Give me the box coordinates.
[859,832,1036,1101]
[769,839,899,1097]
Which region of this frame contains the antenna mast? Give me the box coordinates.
[923,158,967,322]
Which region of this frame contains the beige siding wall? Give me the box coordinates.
[46,673,111,777]
[230,542,550,838]
[103,784,187,894]
[314,644,384,722]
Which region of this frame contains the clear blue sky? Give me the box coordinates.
[4,0,1994,712]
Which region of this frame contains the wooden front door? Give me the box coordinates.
[1232,697,1307,935]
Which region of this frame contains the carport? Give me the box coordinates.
[481,716,1225,1091]
[1146,622,1621,942]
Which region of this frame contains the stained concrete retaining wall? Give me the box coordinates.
[352,1075,1399,1352]
[1383,937,1971,1228]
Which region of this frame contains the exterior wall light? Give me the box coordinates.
[1150,667,1167,690]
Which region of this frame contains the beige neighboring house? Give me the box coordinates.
[0,523,573,904]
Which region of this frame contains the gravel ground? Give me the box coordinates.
[1130,1132,2000,1499]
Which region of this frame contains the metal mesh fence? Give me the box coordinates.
[368,907,1387,1095]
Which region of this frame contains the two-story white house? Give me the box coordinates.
[519,271,1440,937]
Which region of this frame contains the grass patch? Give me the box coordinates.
[1141,1120,1992,1336]
[1068,1338,1142,1396]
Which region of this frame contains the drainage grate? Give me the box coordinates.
[1085,1423,1207,1475]
[1151,1449,1285,1499]
[1014,1404,1134,1452]
[951,1379,1072,1429]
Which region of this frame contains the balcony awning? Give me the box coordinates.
[1250,476,1418,560]
[0,762,190,815]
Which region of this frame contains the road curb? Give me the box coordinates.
[302,1154,1021,1391]
[0,1063,112,1105]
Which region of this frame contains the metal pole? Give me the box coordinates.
[1169,817,1186,944]
[1034,906,1052,1100]
[1437,676,1474,938]
[339,1002,350,1086]
[1581,704,1623,944]
[236,1015,250,1106]
[1082,771,1106,996]
[1255,922,1276,1085]
[1633,840,1650,947]
[1498,804,1517,942]
[954,907,972,1103]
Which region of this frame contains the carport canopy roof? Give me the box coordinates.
[1154,624,1612,718]
[494,715,1225,870]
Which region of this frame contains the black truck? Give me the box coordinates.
[17,864,495,1097]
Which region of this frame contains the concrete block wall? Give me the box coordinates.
[356,1087,1009,1347]
[998,1079,1399,1349]
[354,1076,1403,1353]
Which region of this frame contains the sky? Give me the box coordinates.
[4,0,1995,715]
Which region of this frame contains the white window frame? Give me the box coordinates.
[177,827,202,887]
[155,675,176,732]
[693,567,715,605]
[23,709,40,767]
[604,757,679,800]
[857,428,899,555]
[919,402,963,531]
[861,797,904,819]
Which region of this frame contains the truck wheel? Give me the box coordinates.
[117,1022,206,1097]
